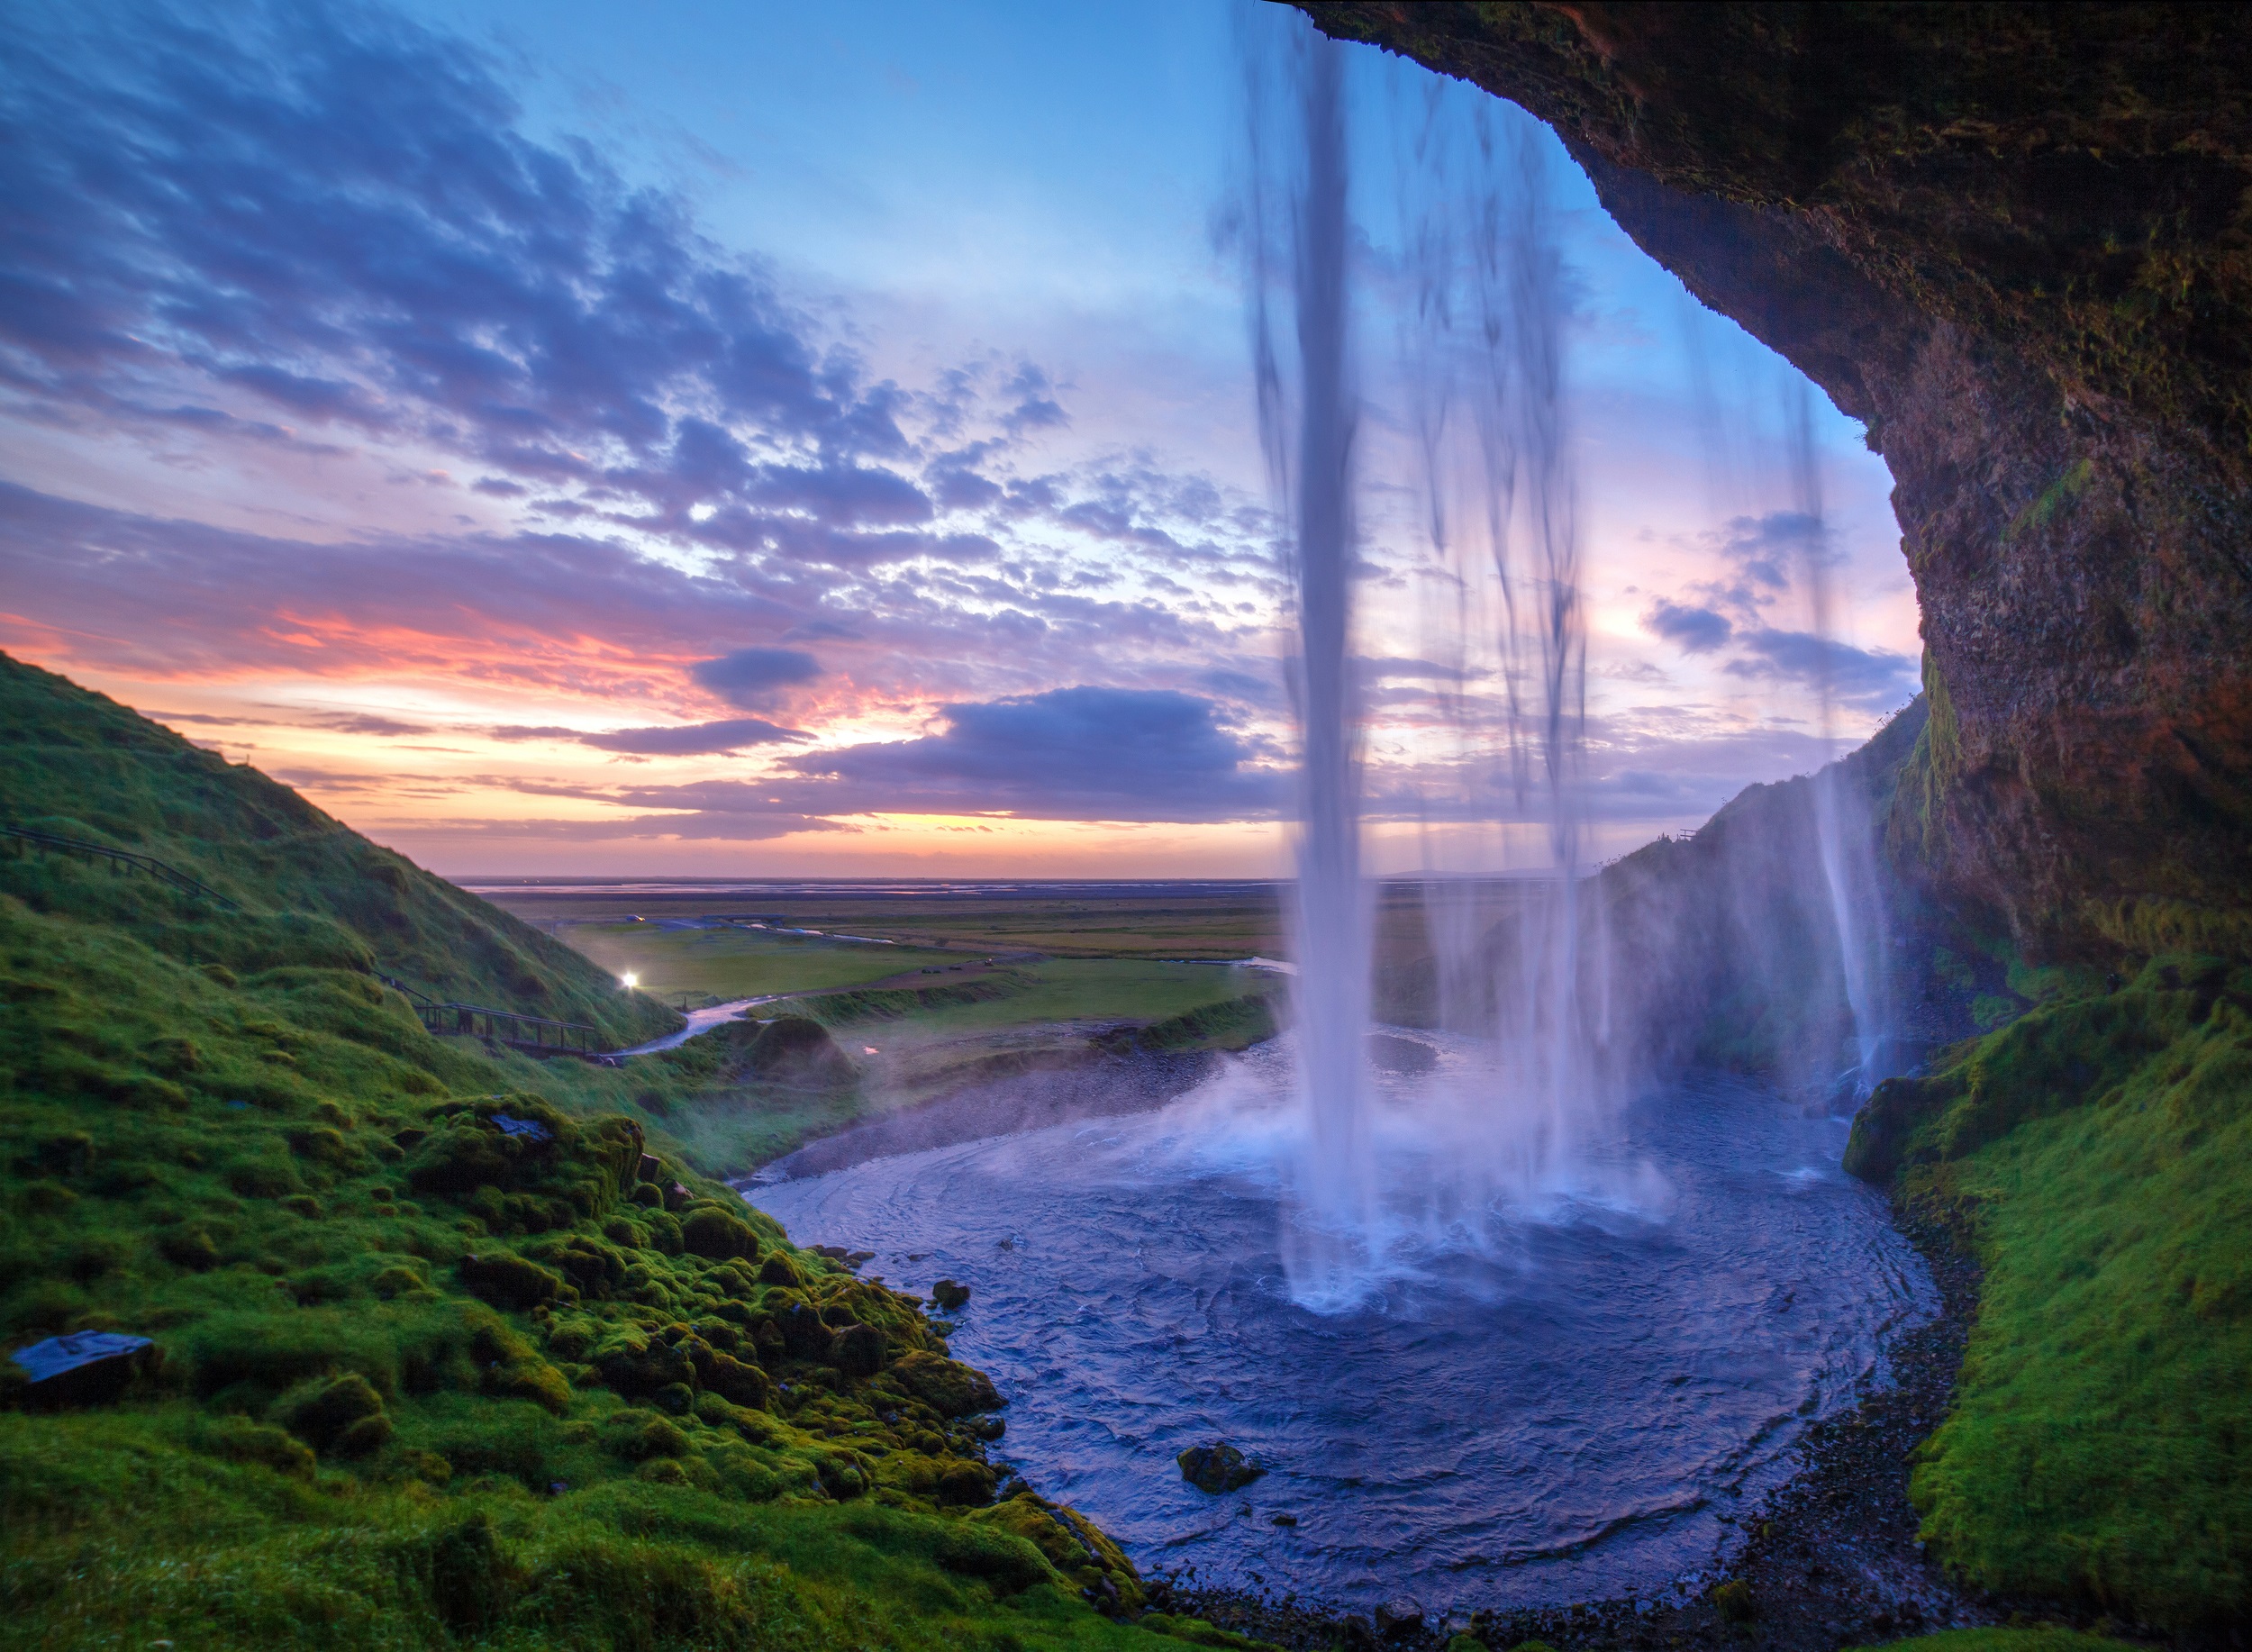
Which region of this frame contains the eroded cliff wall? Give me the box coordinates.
[1299,2,2252,959]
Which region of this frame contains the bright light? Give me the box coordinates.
[621,972,639,989]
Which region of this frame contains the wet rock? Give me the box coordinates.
[1376,1597,1425,1638]
[1366,1033,1438,1075]
[1176,1441,1264,1493]
[931,1278,971,1311]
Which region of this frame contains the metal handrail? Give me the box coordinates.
[3,824,240,909]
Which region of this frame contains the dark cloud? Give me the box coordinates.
[579,718,807,755]
[1725,628,1915,708]
[486,718,804,753]
[1718,510,1821,590]
[298,711,433,737]
[1001,364,1068,435]
[1643,599,1734,653]
[689,647,822,709]
[778,685,1280,821]
[1196,666,1283,710]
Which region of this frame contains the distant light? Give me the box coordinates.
[863,1046,879,1055]
[621,972,640,989]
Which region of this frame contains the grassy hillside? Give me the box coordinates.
[1847,958,2252,1635]
[0,652,677,1046]
[0,656,1220,1652]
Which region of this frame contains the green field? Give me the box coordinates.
[558,922,964,1005]
[487,893,1288,1157]
[841,958,1267,1039]
[481,880,1462,967]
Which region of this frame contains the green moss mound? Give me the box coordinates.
[0,654,1160,1651]
[1846,957,2252,1633]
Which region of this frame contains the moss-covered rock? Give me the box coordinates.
[890,1349,1003,1418]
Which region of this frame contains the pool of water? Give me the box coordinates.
[749,1038,1931,1613]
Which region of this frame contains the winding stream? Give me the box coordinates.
[750,1038,1931,1612]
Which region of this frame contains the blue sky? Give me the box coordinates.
[0,0,1919,876]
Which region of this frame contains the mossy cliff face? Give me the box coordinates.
[1297,2,2252,959]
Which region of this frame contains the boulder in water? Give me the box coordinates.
[1366,1033,1438,1075]
[1176,1440,1263,1493]
[931,1278,970,1311]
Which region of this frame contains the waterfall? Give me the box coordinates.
[1246,31,1374,1299]
[1244,32,1602,1306]
[1784,382,1893,1097]
[1393,93,1596,1194]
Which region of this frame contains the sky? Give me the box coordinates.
[0,0,1922,878]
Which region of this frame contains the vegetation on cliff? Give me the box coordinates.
[0,656,1199,1651]
[1848,958,2252,1634]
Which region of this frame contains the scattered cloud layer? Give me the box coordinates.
[0,1,1916,867]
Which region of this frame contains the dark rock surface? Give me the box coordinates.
[1179,1441,1267,1495]
[1298,2,2252,963]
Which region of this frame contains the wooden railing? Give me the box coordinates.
[3,824,239,909]
[375,973,604,1057]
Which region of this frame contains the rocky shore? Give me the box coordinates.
[1157,1200,2006,1652]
